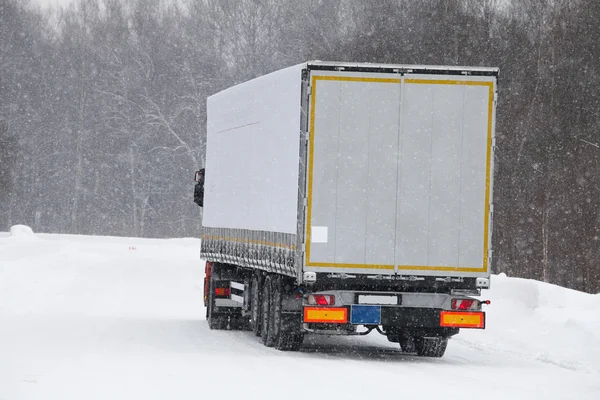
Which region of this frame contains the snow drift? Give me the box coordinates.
[1,226,598,399]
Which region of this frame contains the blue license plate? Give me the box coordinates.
[350,305,381,325]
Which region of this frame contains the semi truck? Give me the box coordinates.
[194,61,498,357]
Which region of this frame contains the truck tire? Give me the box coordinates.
[229,316,250,330]
[276,331,304,351]
[208,311,228,330]
[388,330,416,353]
[250,274,262,336]
[271,276,304,351]
[207,264,228,330]
[261,275,276,347]
[414,336,448,357]
[399,336,416,353]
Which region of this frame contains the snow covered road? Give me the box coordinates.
[1,229,599,399]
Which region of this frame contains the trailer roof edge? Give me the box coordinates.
[306,61,499,77]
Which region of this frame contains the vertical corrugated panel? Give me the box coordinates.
[397,80,492,271]
[365,83,400,266]
[428,84,464,266]
[309,79,341,263]
[459,85,489,268]
[396,84,434,266]
[334,81,371,265]
[309,77,400,268]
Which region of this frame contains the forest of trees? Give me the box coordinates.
[1,0,599,293]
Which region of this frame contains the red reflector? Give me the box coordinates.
[309,294,335,305]
[451,299,478,310]
[315,295,332,305]
[215,287,230,297]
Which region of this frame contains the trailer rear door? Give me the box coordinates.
[304,69,496,278]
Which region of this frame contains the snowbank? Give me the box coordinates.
[0,233,598,400]
[9,224,36,237]
[458,272,600,373]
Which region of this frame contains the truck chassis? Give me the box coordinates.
[204,261,487,357]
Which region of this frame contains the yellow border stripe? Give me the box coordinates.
[307,263,487,272]
[307,262,395,270]
[483,83,494,273]
[314,76,401,84]
[306,76,495,272]
[305,75,317,266]
[405,78,492,86]
[202,235,296,250]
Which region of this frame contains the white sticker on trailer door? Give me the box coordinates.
[311,226,328,243]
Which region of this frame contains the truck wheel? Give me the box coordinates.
[271,276,304,351]
[207,264,228,330]
[390,331,416,353]
[261,275,275,347]
[208,312,228,330]
[414,336,448,357]
[275,326,304,351]
[399,337,416,353]
[250,274,262,336]
[386,335,400,343]
[229,316,250,330]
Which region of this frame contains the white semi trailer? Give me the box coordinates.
[194,61,498,357]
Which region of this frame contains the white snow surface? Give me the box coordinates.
[1,228,599,399]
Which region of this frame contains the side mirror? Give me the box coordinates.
[195,169,204,183]
[194,168,205,207]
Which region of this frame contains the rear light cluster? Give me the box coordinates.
[215,287,230,298]
[451,298,481,311]
[307,294,335,306]
[203,262,213,306]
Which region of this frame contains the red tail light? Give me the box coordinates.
[307,294,335,305]
[215,287,230,298]
[204,262,213,307]
[451,299,480,310]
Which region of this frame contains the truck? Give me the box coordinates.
[194,61,498,357]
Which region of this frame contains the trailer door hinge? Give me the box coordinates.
[307,85,312,96]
